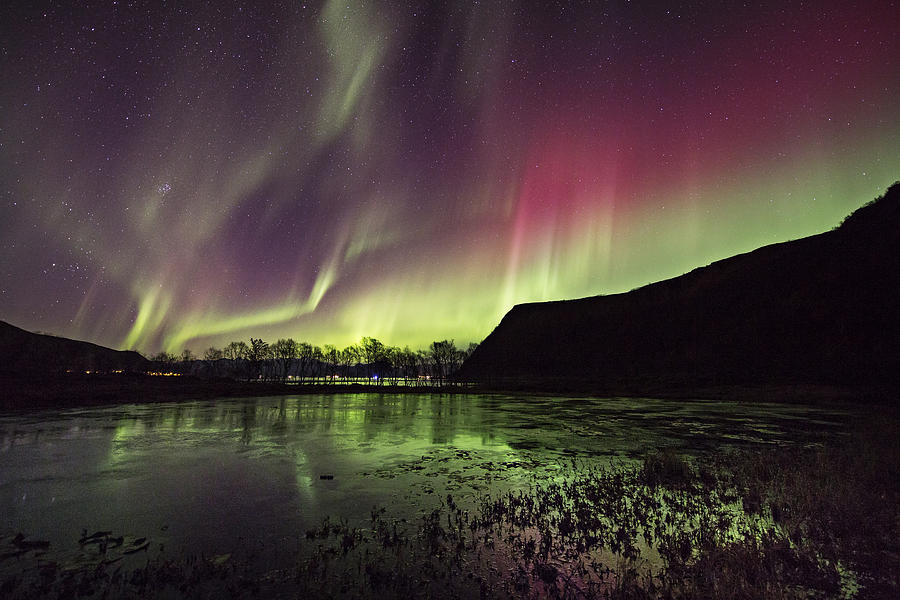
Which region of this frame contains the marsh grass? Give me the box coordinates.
[3,416,898,599]
[640,447,694,488]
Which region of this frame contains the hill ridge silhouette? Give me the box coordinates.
[0,320,149,375]
[458,182,900,391]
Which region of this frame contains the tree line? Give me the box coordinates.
[148,336,478,386]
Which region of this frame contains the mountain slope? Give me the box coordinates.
[458,183,900,390]
[0,320,149,375]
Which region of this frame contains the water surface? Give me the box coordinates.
[0,394,849,564]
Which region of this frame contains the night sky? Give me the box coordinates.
[1,1,898,354]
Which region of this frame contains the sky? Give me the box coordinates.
[1,0,898,354]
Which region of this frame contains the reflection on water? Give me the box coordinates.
[0,394,849,561]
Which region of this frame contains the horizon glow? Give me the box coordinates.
[1,1,898,354]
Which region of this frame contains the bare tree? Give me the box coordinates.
[397,347,419,386]
[339,344,358,382]
[203,347,223,377]
[429,340,458,386]
[416,349,431,386]
[262,341,277,381]
[223,341,248,361]
[384,346,402,385]
[360,337,387,383]
[272,338,298,382]
[247,338,269,381]
[165,335,477,386]
[308,345,324,382]
[223,341,249,380]
[150,351,178,365]
[296,342,313,383]
[322,344,339,384]
[449,344,467,382]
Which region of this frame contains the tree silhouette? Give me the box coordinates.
[360,337,386,383]
[247,338,269,381]
[202,347,223,377]
[297,342,314,383]
[309,345,324,382]
[428,340,458,386]
[223,341,248,361]
[339,344,358,381]
[150,351,177,365]
[397,346,419,385]
[138,332,483,386]
[322,344,339,384]
[272,338,298,382]
[222,341,249,379]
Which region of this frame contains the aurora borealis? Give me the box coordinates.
[1,1,898,354]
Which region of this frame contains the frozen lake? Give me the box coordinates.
[0,393,850,567]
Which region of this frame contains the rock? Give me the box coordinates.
[122,536,150,554]
[12,533,50,550]
[78,530,112,545]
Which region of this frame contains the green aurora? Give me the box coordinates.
[1,1,897,353]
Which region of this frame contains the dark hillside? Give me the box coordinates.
[458,183,900,391]
[0,320,149,375]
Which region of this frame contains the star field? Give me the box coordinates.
[1,0,898,353]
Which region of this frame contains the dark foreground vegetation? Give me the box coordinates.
[3,416,897,599]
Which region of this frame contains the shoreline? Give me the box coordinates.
[1,372,894,412]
